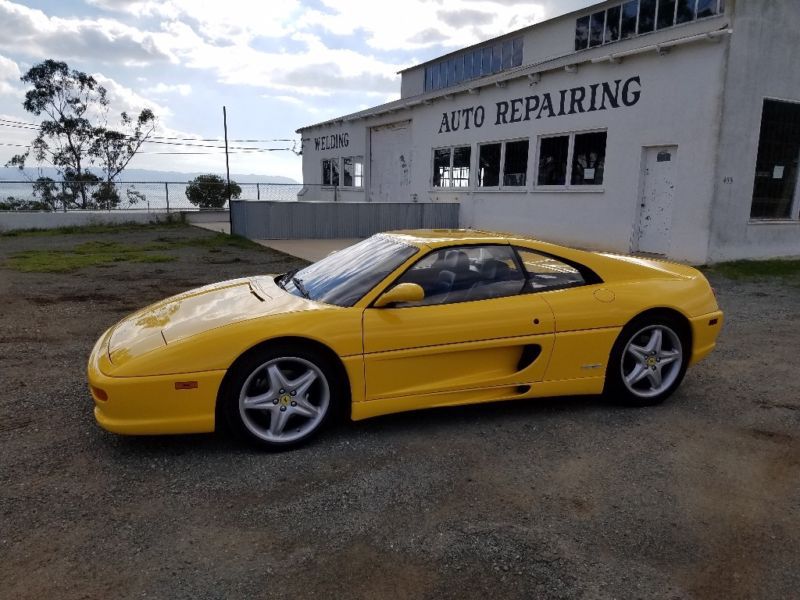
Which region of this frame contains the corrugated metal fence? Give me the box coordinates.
[231,201,460,239]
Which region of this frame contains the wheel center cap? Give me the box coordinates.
[279,394,291,406]
[646,356,657,367]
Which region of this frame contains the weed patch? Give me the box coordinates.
[6,240,175,273]
[704,259,800,281]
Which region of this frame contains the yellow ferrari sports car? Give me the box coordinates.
[88,229,723,449]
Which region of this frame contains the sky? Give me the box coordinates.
[0,0,595,181]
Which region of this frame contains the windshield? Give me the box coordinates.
[280,234,419,307]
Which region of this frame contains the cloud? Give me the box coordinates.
[144,82,191,96]
[93,73,170,120]
[0,53,21,97]
[0,0,172,66]
[436,9,495,28]
[297,0,547,51]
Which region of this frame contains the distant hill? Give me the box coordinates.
[0,167,297,184]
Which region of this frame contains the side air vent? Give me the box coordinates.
[517,344,542,371]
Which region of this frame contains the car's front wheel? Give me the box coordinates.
[222,346,337,449]
[606,316,689,406]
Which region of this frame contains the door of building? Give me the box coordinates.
[635,146,677,255]
[369,120,412,203]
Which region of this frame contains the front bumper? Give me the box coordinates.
[688,310,724,366]
[87,329,225,436]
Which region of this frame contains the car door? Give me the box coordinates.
[362,244,555,406]
[513,246,622,383]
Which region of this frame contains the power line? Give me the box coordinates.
[0,117,294,143]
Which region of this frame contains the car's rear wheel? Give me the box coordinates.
[222,346,336,449]
[605,315,688,406]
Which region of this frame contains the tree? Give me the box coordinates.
[91,109,156,208]
[6,59,156,209]
[185,174,242,209]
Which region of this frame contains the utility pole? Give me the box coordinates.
[223,105,232,234]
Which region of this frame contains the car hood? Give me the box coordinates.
[107,276,317,365]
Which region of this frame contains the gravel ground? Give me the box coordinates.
[0,224,798,600]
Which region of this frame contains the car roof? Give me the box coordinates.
[383,229,700,282]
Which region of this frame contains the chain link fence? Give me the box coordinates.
[0,181,306,212]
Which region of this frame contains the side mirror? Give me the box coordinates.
[374,283,425,308]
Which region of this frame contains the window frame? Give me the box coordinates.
[341,155,364,189]
[321,158,340,187]
[513,246,602,294]
[431,145,473,189]
[476,137,531,191]
[423,37,524,92]
[375,242,603,309]
[574,0,725,52]
[749,97,800,221]
[534,129,608,192]
[378,243,528,309]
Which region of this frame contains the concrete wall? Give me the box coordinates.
[708,0,800,261]
[0,210,175,233]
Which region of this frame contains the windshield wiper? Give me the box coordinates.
[275,269,296,290]
[291,275,310,299]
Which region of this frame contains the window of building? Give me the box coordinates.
[463,51,473,80]
[433,148,452,188]
[570,132,607,186]
[537,131,607,188]
[392,245,525,307]
[657,0,676,29]
[322,158,340,186]
[577,0,723,49]
[590,11,605,47]
[478,143,502,187]
[453,147,471,187]
[575,15,590,50]
[620,1,638,39]
[696,0,720,19]
[750,99,800,220]
[503,140,529,187]
[512,38,523,67]
[537,136,570,186]
[342,156,363,188]
[676,0,695,24]
[605,5,621,42]
[491,43,503,73]
[424,37,524,92]
[477,141,528,188]
[638,0,656,32]
[433,146,472,188]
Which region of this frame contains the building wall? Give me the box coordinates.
[708,0,800,261]
[304,39,728,263]
[400,2,727,99]
[428,45,726,263]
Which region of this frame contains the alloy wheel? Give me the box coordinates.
[620,324,683,399]
[238,357,330,444]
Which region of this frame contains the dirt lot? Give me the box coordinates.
[0,223,798,599]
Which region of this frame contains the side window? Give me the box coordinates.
[516,248,586,291]
[393,245,525,307]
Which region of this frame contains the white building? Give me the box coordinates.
[297,0,800,264]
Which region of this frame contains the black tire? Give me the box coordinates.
[220,343,342,450]
[604,313,690,407]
